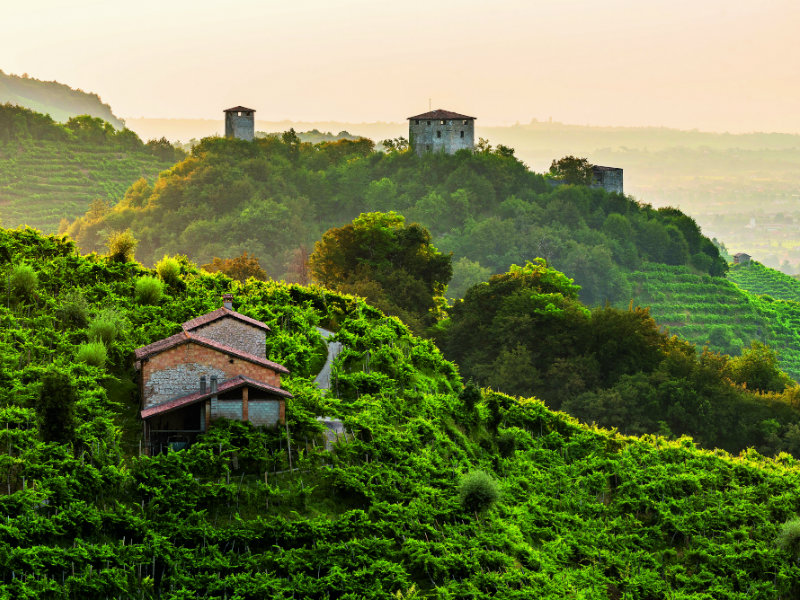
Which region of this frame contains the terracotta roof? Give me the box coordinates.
[141,375,292,420]
[181,307,271,333]
[407,109,476,121]
[134,331,289,374]
[224,106,255,112]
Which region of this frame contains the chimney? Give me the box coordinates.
[210,375,218,394]
[200,376,207,393]
[223,293,234,310]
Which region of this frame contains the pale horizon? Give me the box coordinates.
[3,0,799,134]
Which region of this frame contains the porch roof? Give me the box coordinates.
[141,375,292,420]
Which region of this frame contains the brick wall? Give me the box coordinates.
[141,342,280,407]
[249,400,281,427]
[192,318,266,358]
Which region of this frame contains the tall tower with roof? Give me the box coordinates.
[407,109,475,155]
[224,106,256,141]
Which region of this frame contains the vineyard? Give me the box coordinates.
[4,227,800,597]
[728,261,800,303]
[627,263,800,380]
[0,139,173,232]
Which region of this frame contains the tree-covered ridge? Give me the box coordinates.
[728,260,800,303]
[627,263,800,380]
[4,226,800,597]
[0,70,124,129]
[66,134,725,305]
[0,104,183,232]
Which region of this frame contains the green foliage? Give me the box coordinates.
[777,518,800,559]
[458,470,500,513]
[106,229,138,263]
[87,309,121,345]
[75,341,107,367]
[155,254,182,285]
[54,289,89,328]
[202,252,268,282]
[4,227,800,597]
[9,263,38,299]
[310,212,452,332]
[134,275,163,305]
[548,155,594,185]
[36,368,77,443]
[728,341,792,393]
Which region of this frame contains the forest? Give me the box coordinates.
[4,226,800,598]
[65,132,726,308]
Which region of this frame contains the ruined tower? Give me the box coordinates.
[224,106,255,141]
[407,109,475,156]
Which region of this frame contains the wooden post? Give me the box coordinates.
[205,399,211,430]
[242,387,249,422]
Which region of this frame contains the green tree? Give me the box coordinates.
[549,155,594,185]
[36,369,77,444]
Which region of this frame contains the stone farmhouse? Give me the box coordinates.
[134,294,291,454]
[408,109,475,155]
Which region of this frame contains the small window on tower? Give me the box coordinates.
[426,121,431,126]
[415,120,419,125]
[440,120,445,125]
[437,131,442,138]
[463,120,468,125]
[460,131,464,138]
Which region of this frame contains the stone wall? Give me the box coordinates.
[591,167,624,194]
[193,318,266,358]
[248,400,281,427]
[224,112,254,141]
[409,118,474,156]
[141,342,280,407]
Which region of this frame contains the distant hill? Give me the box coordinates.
[0,104,183,232]
[0,70,124,129]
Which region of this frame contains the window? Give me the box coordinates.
[436,131,442,138]
[460,131,464,138]
[426,121,431,126]
[440,120,445,125]
[463,120,468,125]
[415,120,419,125]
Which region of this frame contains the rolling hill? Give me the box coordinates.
[2,226,800,597]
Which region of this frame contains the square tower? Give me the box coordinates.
[407,109,475,156]
[224,106,256,141]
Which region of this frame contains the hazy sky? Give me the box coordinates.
[3,0,799,132]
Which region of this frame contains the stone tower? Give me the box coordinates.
[407,109,475,156]
[224,106,255,141]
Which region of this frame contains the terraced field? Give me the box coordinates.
[0,140,173,232]
[728,260,800,302]
[627,263,800,380]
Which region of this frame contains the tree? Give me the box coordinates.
[549,155,594,185]
[202,252,268,282]
[36,369,77,444]
[309,212,452,332]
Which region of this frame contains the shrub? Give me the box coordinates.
[458,470,500,513]
[9,264,38,299]
[135,276,164,305]
[156,254,181,285]
[88,309,121,345]
[76,342,107,367]
[106,229,138,263]
[777,517,800,559]
[36,368,77,443]
[55,290,89,328]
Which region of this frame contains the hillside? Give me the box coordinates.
[0,70,124,128]
[728,261,800,302]
[66,135,726,307]
[627,263,800,380]
[0,104,182,232]
[3,227,800,597]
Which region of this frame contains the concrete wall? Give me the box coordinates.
[248,400,281,427]
[225,112,255,141]
[409,118,474,156]
[192,318,266,358]
[141,342,280,408]
[211,398,243,421]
